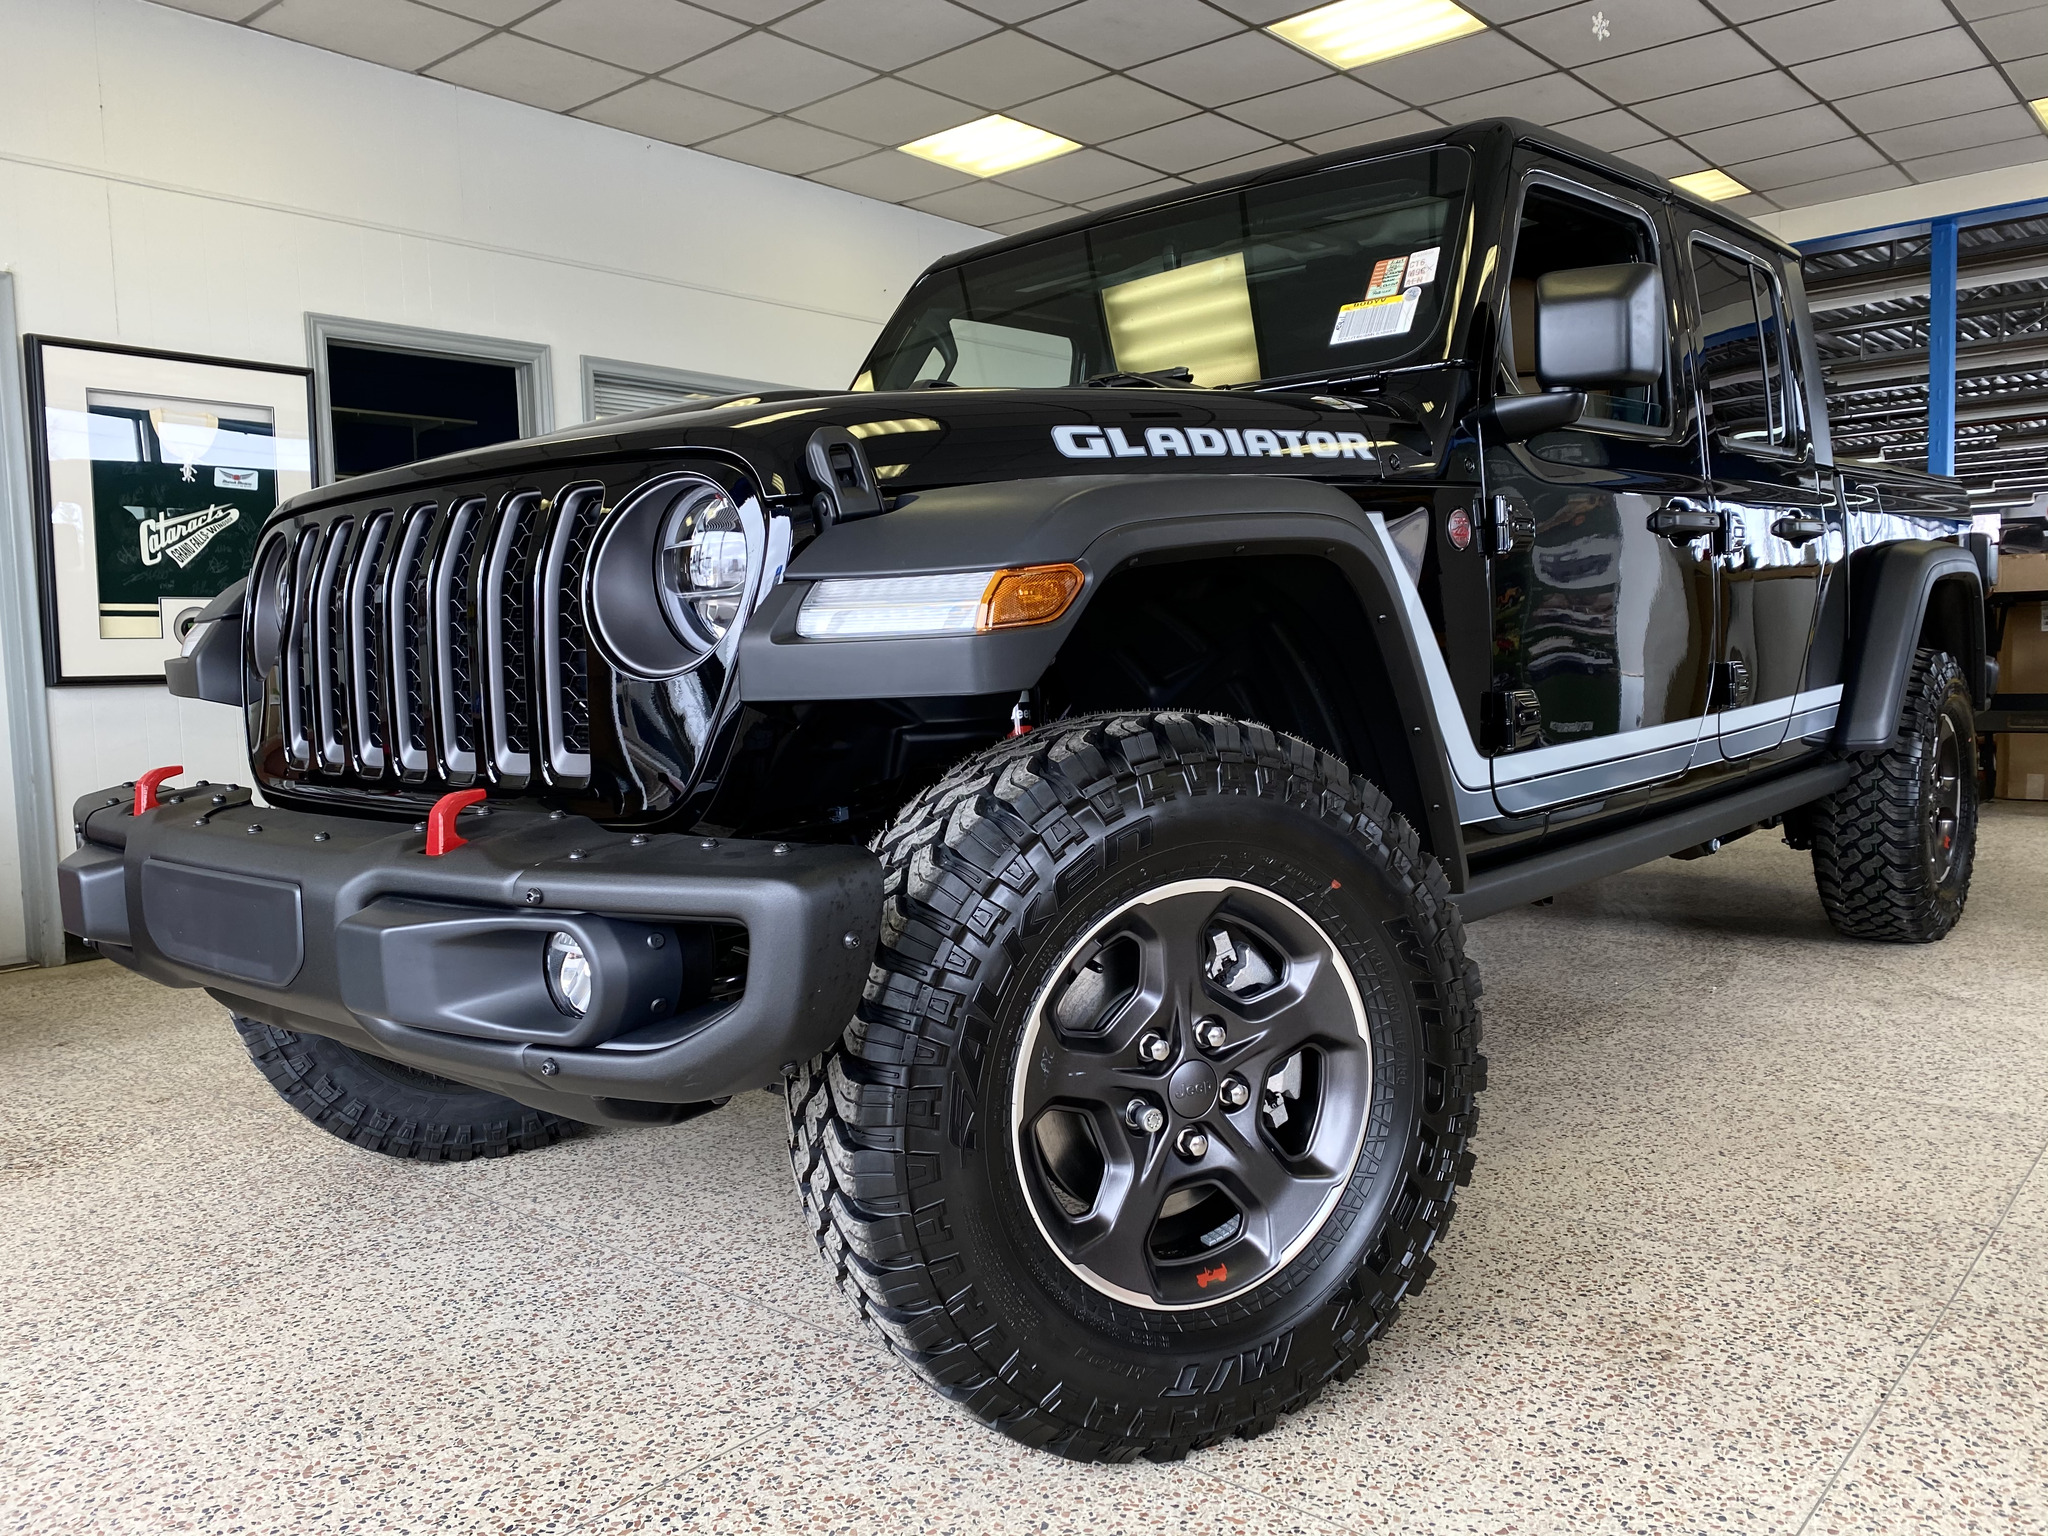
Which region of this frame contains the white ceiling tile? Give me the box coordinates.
[1222,77,1405,140]
[1873,103,2043,159]
[1789,29,1993,98]
[1970,7,2048,60]
[994,146,1160,201]
[1952,0,2048,18]
[1617,138,1708,177]
[1012,74,1198,142]
[955,0,1074,20]
[1025,0,1244,69]
[991,206,1083,235]
[413,0,540,20]
[795,78,979,143]
[1763,163,1912,209]
[1187,143,1308,181]
[773,0,999,71]
[1077,176,1190,211]
[1551,108,1666,152]
[515,0,745,72]
[1634,71,1817,136]
[695,116,877,174]
[1686,103,1855,166]
[1710,0,1831,19]
[427,31,639,110]
[574,77,766,142]
[255,0,487,72]
[1833,68,2015,135]
[1296,110,1444,154]
[687,0,809,18]
[1103,113,1280,174]
[806,149,977,201]
[1744,0,1956,64]
[1721,192,1780,217]
[1349,31,1550,105]
[1433,70,1609,125]
[146,0,275,18]
[2009,53,2048,95]
[1576,28,1772,102]
[1128,31,1329,108]
[908,179,1061,224]
[1201,0,1326,21]
[1903,136,2048,181]
[1508,0,1722,69]
[1725,134,1887,191]
[665,32,874,110]
[899,31,1104,111]
[1462,0,1581,20]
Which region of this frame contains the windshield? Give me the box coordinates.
[857,147,1471,393]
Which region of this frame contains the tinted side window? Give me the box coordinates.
[1692,242,1797,449]
[1504,182,1666,429]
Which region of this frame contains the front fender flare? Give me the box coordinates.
[1837,540,1984,752]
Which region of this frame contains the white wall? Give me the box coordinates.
[1755,160,2048,246]
[0,0,985,963]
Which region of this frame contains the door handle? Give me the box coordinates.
[1647,498,1722,541]
[1771,514,1829,546]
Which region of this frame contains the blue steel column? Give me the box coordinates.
[1927,215,1959,478]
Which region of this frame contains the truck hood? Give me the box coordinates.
[283,385,1444,520]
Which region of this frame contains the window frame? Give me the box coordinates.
[1494,168,1677,442]
[1685,233,1810,461]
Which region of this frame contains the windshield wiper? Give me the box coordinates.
[1084,366,1197,388]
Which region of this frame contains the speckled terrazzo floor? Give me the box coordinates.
[3,804,2045,1536]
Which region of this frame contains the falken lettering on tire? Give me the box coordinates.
[1051,424,1376,461]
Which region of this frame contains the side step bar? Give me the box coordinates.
[1454,759,1855,921]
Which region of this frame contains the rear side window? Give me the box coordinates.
[1691,241,1800,450]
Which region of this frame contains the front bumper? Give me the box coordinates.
[59,783,881,1127]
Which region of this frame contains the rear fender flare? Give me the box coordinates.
[1837,539,1984,752]
[736,475,1479,882]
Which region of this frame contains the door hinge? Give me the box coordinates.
[1480,492,1534,556]
[1710,658,1753,711]
[1485,686,1543,751]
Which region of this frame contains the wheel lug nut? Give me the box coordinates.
[1126,1098,1166,1135]
[1176,1127,1210,1160]
[1196,1017,1228,1051]
[1137,1032,1171,1063]
[1219,1075,1250,1109]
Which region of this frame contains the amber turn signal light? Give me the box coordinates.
[978,563,1084,631]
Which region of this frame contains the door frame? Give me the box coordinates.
[305,315,552,488]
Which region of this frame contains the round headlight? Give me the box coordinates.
[656,482,752,653]
[544,931,593,1017]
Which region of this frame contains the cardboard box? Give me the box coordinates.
[1995,732,2048,801]
[1998,599,2048,695]
[1995,549,2048,595]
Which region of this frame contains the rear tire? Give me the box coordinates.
[786,712,1484,1461]
[1812,647,1977,942]
[233,1017,581,1160]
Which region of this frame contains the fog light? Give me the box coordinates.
[544,931,593,1016]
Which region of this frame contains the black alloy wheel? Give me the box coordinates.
[1923,709,1964,887]
[1014,880,1372,1311]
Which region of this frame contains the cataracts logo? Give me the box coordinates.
[1052,424,1376,462]
[138,502,241,569]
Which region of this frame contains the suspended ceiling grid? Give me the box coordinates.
[154,0,2048,236]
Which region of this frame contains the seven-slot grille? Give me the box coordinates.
[267,483,608,792]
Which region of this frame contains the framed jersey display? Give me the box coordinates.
[27,337,315,684]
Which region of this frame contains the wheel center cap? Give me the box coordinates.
[1168,1059,1218,1119]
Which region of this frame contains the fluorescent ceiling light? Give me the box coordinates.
[2032,97,2048,132]
[901,115,1079,178]
[1268,0,1485,70]
[1671,169,1750,202]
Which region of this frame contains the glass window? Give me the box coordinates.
[1502,182,1666,428]
[1691,242,1797,449]
[857,148,1472,391]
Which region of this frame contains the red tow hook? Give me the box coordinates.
[425,788,489,855]
[133,765,186,817]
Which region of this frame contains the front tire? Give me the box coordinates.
[234,1017,581,1160]
[1812,647,1978,942]
[787,713,1484,1461]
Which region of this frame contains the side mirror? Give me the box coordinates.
[1536,262,1664,390]
[1473,390,1588,443]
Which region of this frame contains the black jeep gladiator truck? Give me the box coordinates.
[61,119,1989,1462]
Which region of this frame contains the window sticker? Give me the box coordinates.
[1330,286,1422,345]
[1365,255,1410,299]
[1405,245,1440,286]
